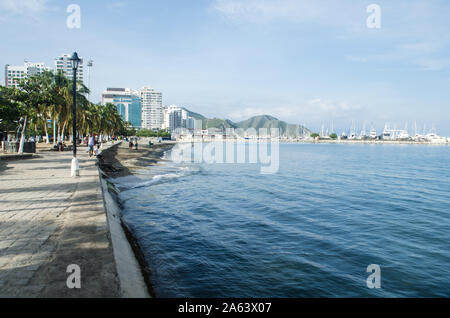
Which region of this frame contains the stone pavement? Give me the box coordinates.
[0,147,120,297]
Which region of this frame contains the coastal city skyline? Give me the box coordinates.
[0,0,449,135]
[3,54,447,139]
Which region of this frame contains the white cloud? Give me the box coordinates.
[308,98,362,113]
[228,107,269,120]
[107,2,125,10]
[0,0,48,14]
[348,41,450,71]
[226,98,363,123]
[399,42,438,55]
[414,58,450,71]
[211,0,359,26]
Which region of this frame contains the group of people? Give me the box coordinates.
[87,134,100,158]
[128,138,139,150]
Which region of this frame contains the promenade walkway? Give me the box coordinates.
[0,146,120,297]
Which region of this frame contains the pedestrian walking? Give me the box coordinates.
[88,134,95,157]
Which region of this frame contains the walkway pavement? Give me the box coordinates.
[0,147,120,297]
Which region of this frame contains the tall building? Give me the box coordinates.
[5,62,51,88]
[163,105,181,130]
[115,95,142,129]
[101,88,142,129]
[169,109,183,132]
[185,117,195,130]
[102,88,129,105]
[54,53,84,83]
[140,86,163,130]
[163,105,196,132]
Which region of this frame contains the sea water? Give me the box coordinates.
[115,143,450,297]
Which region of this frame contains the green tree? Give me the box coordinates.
[157,130,171,138]
[98,103,125,137]
[0,86,23,137]
[329,133,338,139]
[120,122,137,137]
[136,129,156,137]
[2,71,127,150]
[16,74,50,153]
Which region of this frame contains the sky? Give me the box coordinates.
[1,0,449,135]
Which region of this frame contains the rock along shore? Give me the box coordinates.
[97,140,175,298]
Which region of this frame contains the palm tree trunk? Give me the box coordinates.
[53,118,57,146]
[61,122,66,142]
[44,119,49,144]
[18,116,28,154]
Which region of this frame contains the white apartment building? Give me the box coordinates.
[163,105,181,130]
[140,86,163,130]
[5,62,51,88]
[163,105,196,132]
[54,53,84,83]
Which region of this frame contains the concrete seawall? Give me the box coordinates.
[97,142,150,298]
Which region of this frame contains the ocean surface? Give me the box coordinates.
[115,143,450,297]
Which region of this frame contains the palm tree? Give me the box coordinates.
[51,72,90,143]
[99,103,124,138]
[16,74,49,153]
[7,71,127,152]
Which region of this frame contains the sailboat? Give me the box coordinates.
[359,122,368,140]
[348,121,357,140]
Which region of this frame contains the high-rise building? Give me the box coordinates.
[102,88,129,105]
[163,105,196,132]
[115,95,142,129]
[140,86,163,130]
[5,62,51,88]
[101,88,142,129]
[163,105,181,130]
[169,109,183,133]
[54,53,84,83]
[185,117,195,130]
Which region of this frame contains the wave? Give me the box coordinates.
[120,165,201,191]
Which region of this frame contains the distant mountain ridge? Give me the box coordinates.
[182,107,206,120]
[183,110,309,136]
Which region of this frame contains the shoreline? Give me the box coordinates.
[176,139,449,145]
[97,140,175,298]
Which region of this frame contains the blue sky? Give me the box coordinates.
[1,0,449,134]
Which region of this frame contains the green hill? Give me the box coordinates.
[182,108,207,120]
[182,108,309,136]
[236,115,309,137]
[203,118,237,130]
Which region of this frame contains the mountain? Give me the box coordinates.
[236,115,308,136]
[182,107,207,121]
[203,118,237,130]
[181,108,309,136]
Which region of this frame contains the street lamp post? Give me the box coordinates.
[87,59,93,101]
[70,52,81,177]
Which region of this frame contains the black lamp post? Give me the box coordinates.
[69,52,81,177]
